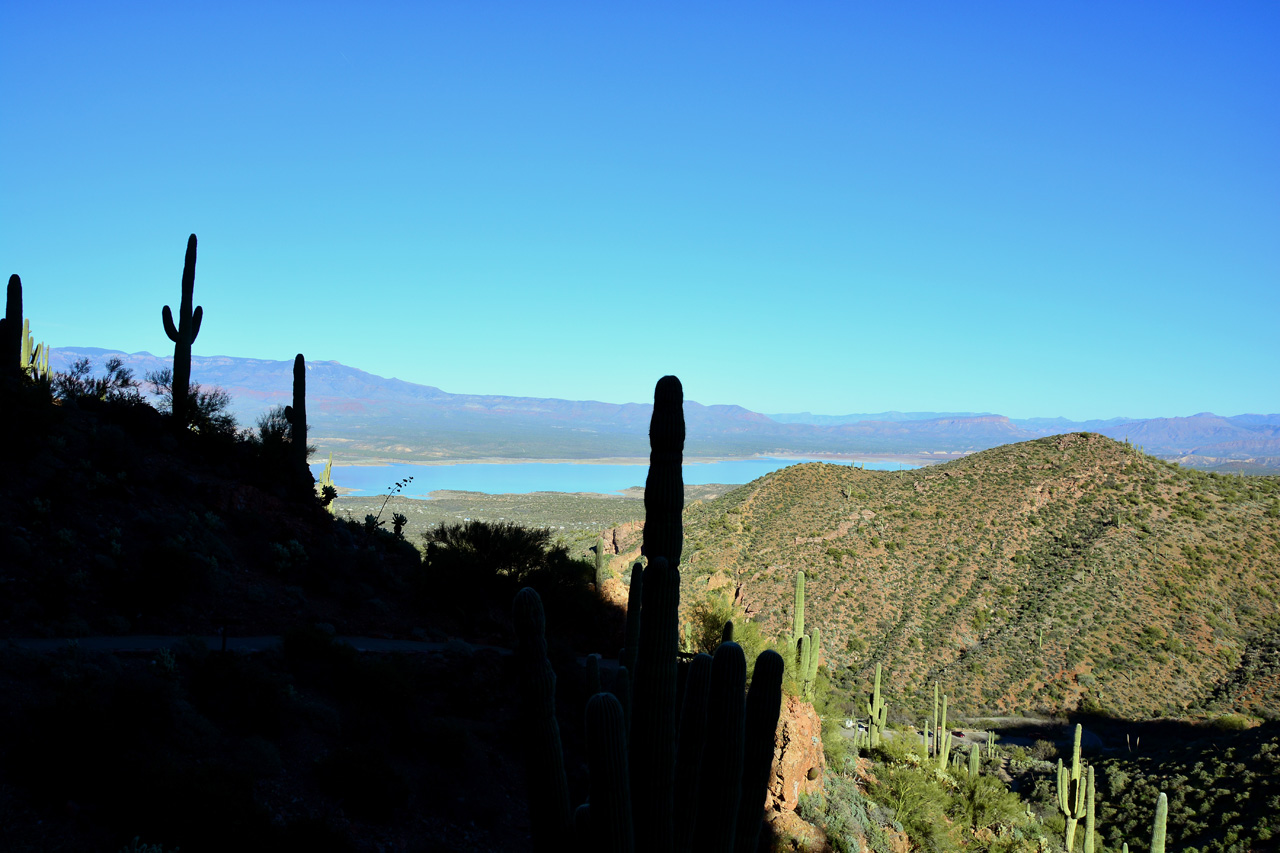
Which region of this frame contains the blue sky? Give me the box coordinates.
[3,2,1277,420]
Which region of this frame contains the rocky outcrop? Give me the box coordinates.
[603,520,643,556]
[767,695,826,812]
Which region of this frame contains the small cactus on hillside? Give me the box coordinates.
[161,234,203,429]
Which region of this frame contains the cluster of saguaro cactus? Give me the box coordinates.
[284,354,309,474]
[1057,724,1088,851]
[792,571,821,700]
[866,661,888,748]
[512,376,786,853]
[2,275,50,385]
[161,234,203,429]
[19,318,50,382]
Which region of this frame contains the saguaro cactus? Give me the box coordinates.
[513,376,783,853]
[1084,765,1096,853]
[1058,724,1087,851]
[937,693,952,770]
[792,571,820,699]
[162,235,203,428]
[793,570,806,641]
[596,535,608,590]
[2,274,22,382]
[1150,792,1167,853]
[643,375,685,568]
[283,354,308,473]
[513,588,573,852]
[866,662,888,748]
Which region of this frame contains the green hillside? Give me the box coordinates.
[680,433,1280,721]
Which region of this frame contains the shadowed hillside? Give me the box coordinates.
[678,433,1280,720]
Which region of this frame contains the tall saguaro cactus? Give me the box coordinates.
[513,376,784,853]
[513,588,573,852]
[1058,724,1087,851]
[161,234,203,428]
[2,274,23,382]
[792,570,821,700]
[284,354,308,473]
[642,375,685,569]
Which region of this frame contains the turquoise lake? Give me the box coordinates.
[311,457,918,498]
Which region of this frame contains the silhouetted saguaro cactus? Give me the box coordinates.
[642,375,685,569]
[284,354,308,473]
[631,374,685,852]
[674,653,713,853]
[162,234,202,429]
[513,588,573,853]
[735,649,784,853]
[2,274,22,382]
[692,642,747,853]
[621,561,644,675]
[630,555,680,852]
[585,692,633,853]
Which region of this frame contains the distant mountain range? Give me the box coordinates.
[51,348,1280,470]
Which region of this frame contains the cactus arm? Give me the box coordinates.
[190,304,202,341]
[162,304,179,341]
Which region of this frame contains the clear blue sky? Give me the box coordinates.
[3,2,1277,420]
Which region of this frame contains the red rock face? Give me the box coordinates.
[767,695,826,812]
